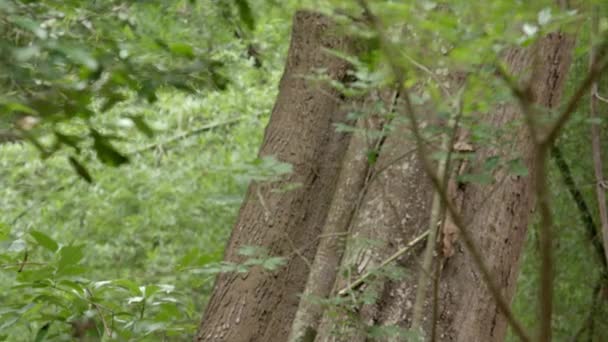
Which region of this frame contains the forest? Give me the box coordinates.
[1,0,607,341]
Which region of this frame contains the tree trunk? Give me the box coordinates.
[198,10,575,342]
[313,34,574,342]
[196,11,356,342]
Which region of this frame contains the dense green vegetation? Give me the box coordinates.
[0,1,297,339]
[0,0,607,340]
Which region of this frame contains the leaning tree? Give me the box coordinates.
[197,3,604,341]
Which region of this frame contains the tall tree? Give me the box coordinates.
[199,7,581,342]
[197,11,356,342]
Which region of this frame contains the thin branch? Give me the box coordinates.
[568,278,605,342]
[17,251,28,272]
[430,248,440,342]
[594,91,608,104]
[589,9,608,267]
[403,53,452,98]
[542,44,608,147]
[551,146,606,269]
[1,261,47,269]
[412,86,465,330]
[355,2,532,340]
[129,117,243,155]
[86,288,113,338]
[283,231,312,269]
[337,229,429,296]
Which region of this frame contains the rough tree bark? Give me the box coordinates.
[431,34,574,341]
[313,34,574,342]
[196,11,356,342]
[198,10,575,342]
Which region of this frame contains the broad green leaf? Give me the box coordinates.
[457,172,494,185]
[169,43,195,59]
[238,246,265,257]
[483,156,500,172]
[58,280,84,294]
[56,265,87,277]
[30,231,58,252]
[260,256,286,271]
[58,245,84,269]
[0,222,10,241]
[113,279,142,295]
[507,158,529,176]
[178,249,199,268]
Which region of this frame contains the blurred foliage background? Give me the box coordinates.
[0,0,607,340]
[0,0,299,339]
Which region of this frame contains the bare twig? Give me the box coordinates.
[412,86,464,330]
[283,231,312,269]
[129,117,243,155]
[594,91,608,104]
[337,229,429,296]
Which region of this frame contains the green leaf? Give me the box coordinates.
[483,156,500,172]
[367,149,379,165]
[30,231,59,252]
[0,316,19,332]
[90,129,129,166]
[457,172,494,185]
[68,156,93,183]
[58,245,84,269]
[260,257,286,271]
[235,0,255,30]
[178,249,199,268]
[34,323,50,342]
[169,42,195,59]
[129,116,155,138]
[58,280,84,294]
[10,16,47,39]
[507,158,529,176]
[0,222,10,241]
[112,279,142,295]
[238,246,265,257]
[55,132,81,153]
